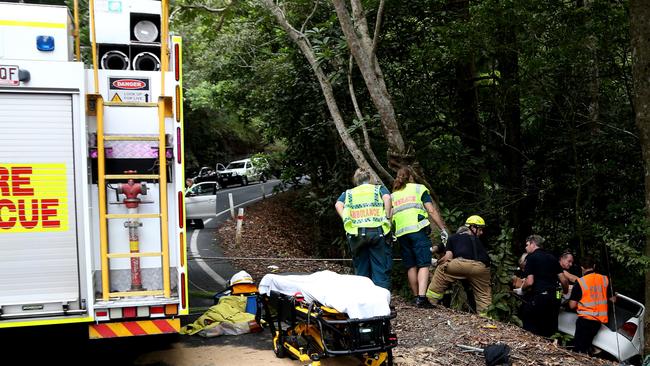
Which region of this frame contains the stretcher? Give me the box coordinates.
[259,271,397,366]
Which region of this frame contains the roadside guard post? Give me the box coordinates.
[235,208,245,246]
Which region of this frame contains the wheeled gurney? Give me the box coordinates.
[258,271,398,366]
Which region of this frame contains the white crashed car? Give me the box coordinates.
[185,181,218,229]
[558,293,645,364]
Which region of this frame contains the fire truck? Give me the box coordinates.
[0,0,188,338]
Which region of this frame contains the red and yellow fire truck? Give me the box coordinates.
[0,0,188,338]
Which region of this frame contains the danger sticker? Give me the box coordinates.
[0,164,69,232]
[109,77,151,102]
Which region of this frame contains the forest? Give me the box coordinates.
[48,0,650,351]
[176,0,648,333]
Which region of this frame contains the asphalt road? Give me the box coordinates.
[0,179,290,365]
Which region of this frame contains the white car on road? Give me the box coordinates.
[185,181,218,229]
[558,293,645,364]
[218,158,267,188]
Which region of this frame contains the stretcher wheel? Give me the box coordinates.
[385,350,393,366]
[273,332,286,358]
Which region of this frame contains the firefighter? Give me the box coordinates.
[568,255,615,354]
[335,168,392,289]
[390,167,448,308]
[426,215,492,314]
[521,235,569,337]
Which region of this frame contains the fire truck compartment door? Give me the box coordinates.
[0,93,82,318]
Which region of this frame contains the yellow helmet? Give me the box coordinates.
[465,215,486,227]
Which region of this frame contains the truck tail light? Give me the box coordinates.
[175,86,181,123]
[180,272,187,309]
[179,232,185,266]
[176,127,182,163]
[620,321,637,340]
[174,43,180,81]
[178,190,184,228]
[150,306,165,318]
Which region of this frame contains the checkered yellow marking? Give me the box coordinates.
[88,318,180,339]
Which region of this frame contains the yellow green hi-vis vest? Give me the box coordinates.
[391,183,429,237]
[342,184,390,235]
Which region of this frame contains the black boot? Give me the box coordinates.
[414,295,435,309]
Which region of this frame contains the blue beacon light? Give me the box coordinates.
[36,36,55,51]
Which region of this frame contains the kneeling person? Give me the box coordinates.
[426,215,491,314]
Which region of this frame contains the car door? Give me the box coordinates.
[247,160,260,181]
[185,182,217,218]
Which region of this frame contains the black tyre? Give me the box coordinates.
[241,176,248,186]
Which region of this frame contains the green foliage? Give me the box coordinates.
[485,227,523,325]
[171,0,647,308]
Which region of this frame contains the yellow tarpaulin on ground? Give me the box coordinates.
[181,296,255,336]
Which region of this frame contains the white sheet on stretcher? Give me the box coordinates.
[259,270,391,319]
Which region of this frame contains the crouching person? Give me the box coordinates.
[426,215,492,314]
[568,255,615,354]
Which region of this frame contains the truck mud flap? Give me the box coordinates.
[88,318,180,339]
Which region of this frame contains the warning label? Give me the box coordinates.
[108,77,151,103]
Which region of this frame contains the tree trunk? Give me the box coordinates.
[347,56,395,185]
[629,0,650,353]
[260,0,380,184]
[495,7,531,250]
[332,0,413,172]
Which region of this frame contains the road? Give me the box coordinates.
[0,178,358,365]
[0,180,291,365]
[186,179,284,310]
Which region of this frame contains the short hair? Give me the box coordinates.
[581,255,596,269]
[526,234,544,248]
[560,250,573,260]
[353,168,372,186]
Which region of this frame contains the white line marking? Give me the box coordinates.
[190,229,227,286]
[189,184,279,286]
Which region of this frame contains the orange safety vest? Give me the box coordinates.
[576,272,609,323]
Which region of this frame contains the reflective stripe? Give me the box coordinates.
[577,310,608,317]
[392,202,425,214]
[0,20,66,29]
[341,184,390,235]
[394,219,429,236]
[426,289,443,300]
[581,300,608,306]
[391,183,429,237]
[576,273,609,323]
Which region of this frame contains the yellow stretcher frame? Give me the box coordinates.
[261,291,397,366]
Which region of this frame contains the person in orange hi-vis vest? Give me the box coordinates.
[568,255,616,354]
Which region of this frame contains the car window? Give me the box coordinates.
[226,162,246,169]
[196,183,216,196]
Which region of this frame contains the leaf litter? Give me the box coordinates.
[215,192,615,366]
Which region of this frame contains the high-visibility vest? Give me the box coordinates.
[391,183,429,237]
[576,272,609,323]
[341,184,390,235]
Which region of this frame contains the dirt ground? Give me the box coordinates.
[214,191,616,366]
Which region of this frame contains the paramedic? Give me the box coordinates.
[426,215,492,314]
[335,168,392,289]
[521,235,569,337]
[390,166,448,308]
[568,255,615,354]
